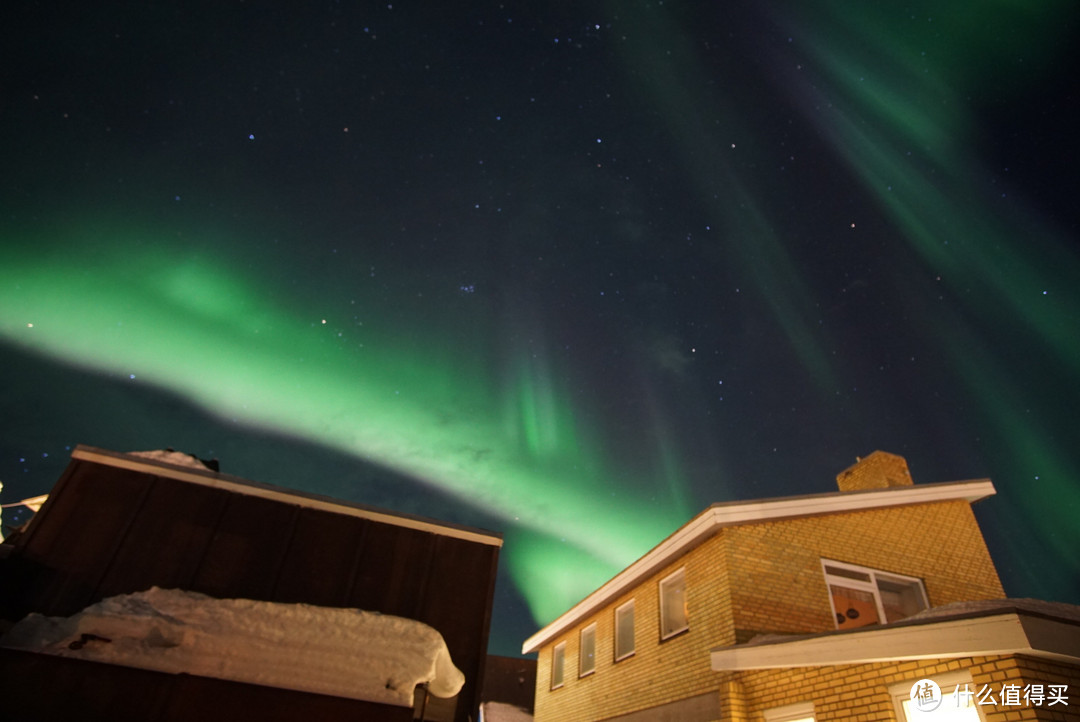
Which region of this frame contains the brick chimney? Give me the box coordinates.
[836,451,914,491]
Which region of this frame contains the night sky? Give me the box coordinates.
[1,1,1078,657]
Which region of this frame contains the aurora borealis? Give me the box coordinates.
[1,1,1078,656]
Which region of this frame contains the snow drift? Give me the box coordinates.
[0,587,464,707]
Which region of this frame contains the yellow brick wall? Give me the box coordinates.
[533,533,735,721]
[727,655,1079,721]
[968,655,1078,722]
[533,499,1006,721]
[728,500,1005,637]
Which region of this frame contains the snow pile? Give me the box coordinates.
[0,587,464,706]
[128,449,216,471]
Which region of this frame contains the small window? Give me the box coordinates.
[551,642,565,689]
[659,568,688,639]
[822,560,928,629]
[614,600,635,661]
[764,701,815,722]
[579,624,597,677]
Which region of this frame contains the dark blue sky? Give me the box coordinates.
[2,1,1078,656]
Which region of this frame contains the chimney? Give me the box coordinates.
[836,451,914,492]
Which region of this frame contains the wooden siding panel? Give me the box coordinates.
[96,478,229,599]
[420,536,498,638]
[189,493,298,601]
[16,464,152,615]
[159,673,413,722]
[0,648,172,720]
[420,535,500,722]
[347,522,437,619]
[271,507,368,606]
[0,649,413,722]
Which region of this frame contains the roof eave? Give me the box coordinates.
[70,445,504,547]
[709,611,1080,670]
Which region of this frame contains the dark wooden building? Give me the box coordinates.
[0,445,502,721]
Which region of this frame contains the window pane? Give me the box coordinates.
[830,584,880,629]
[879,578,926,623]
[660,570,688,638]
[551,643,565,688]
[615,602,635,659]
[580,626,596,676]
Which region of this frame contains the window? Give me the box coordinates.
[764,701,815,722]
[614,600,635,661]
[822,560,928,629]
[579,624,597,677]
[551,642,565,689]
[889,672,985,721]
[659,568,688,639]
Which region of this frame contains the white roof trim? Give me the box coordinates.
[709,612,1080,670]
[522,479,995,653]
[70,446,502,547]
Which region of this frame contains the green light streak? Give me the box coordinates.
[505,529,627,625]
[933,314,1080,586]
[610,1,838,392]
[780,2,1080,591]
[0,228,689,624]
[786,1,1080,373]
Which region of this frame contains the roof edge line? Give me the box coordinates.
[71,446,503,547]
[709,612,1080,670]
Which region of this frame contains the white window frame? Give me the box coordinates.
[614,599,636,661]
[659,567,688,640]
[889,670,987,721]
[550,641,566,689]
[579,623,597,677]
[764,700,815,722]
[821,559,928,629]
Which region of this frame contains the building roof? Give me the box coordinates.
[522,479,994,653]
[709,599,1080,670]
[71,445,502,547]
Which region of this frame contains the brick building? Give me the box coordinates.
[522,452,1079,721]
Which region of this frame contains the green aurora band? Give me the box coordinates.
[612,0,1080,591]
[0,232,691,624]
[777,1,1080,586]
[2,0,1077,625]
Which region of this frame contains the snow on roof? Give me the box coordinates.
[904,597,1080,624]
[710,597,1080,670]
[0,587,465,707]
[736,598,1080,650]
[128,448,217,471]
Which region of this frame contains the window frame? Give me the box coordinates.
[614,599,636,662]
[821,559,928,629]
[550,641,566,690]
[659,567,689,640]
[579,623,597,677]
[889,670,987,721]
[764,700,816,722]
